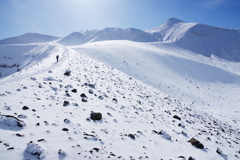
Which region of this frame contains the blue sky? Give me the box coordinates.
[0,0,240,39]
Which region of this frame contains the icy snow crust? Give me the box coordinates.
[0,18,240,159]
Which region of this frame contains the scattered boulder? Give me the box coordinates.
[24,142,45,160]
[98,96,104,100]
[64,70,71,76]
[82,98,87,102]
[128,134,135,140]
[0,115,26,127]
[63,101,70,106]
[81,93,88,102]
[84,83,95,88]
[62,128,69,131]
[22,106,29,110]
[188,138,204,149]
[65,91,70,97]
[89,89,94,94]
[112,98,118,103]
[188,157,196,160]
[58,149,67,158]
[216,148,228,160]
[173,115,181,121]
[90,112,102,121]
[71,89,77,93]
[80,93,88,98]
[16,133,24,137]
[64,118,70,124]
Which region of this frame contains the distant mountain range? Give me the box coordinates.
[1,18,240,62]
[0,33,59,45]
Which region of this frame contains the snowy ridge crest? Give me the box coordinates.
[57,27,158,46]
[0,43,239,159]
[0,33,59,45]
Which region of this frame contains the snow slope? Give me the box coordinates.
[147,18,240,62]
[72,40,240,129]
[57,27,158,46]
[0,43,67,78]
[0,33,60,45]
[0,18,240,160]
[0,43,239,160]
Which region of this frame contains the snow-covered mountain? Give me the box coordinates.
[1,42,239,160]
[0,33,59,45]
[147,18,240,62]
[0,18,240,159]
[57,27,158,46]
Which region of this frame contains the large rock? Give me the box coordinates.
[24,142,45,160]
[0,115,26,127]
[188,138,204,149]
[90,112,102,121]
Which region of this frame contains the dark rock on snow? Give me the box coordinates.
[90,112,102,121]
[62,128,69,131]
[173,115,181,121]
[22,106,29,110]
[128,134,135,140]
[71,88,77,93]
[188,138,204,149]
[63,101,70,106]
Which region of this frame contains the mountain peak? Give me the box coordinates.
[167,18,185,25]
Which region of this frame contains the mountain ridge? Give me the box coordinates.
[0,42,239,159]
[0,18,239,62]
[0,33,60,45]
[57,27,158,46]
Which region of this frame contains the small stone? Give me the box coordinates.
[16,133,24,137]
[63,101,70,106]
[22,106,29,110]
[173,115,181,121]
[82,98,87,102]
[128,134,135,140]
[80,93,87,98]
[71,89,77,93]
[62,128,69,131]
[112,98,118,103]
[64,118,70,124]
[7,147,14,150]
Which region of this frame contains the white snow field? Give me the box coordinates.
[0,18,240,160]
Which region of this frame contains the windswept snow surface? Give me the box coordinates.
[0,40,239,159]
[0,33,59,45]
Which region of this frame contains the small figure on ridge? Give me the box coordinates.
[56,55,59,62]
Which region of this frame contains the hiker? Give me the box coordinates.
[56,55,59,62]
